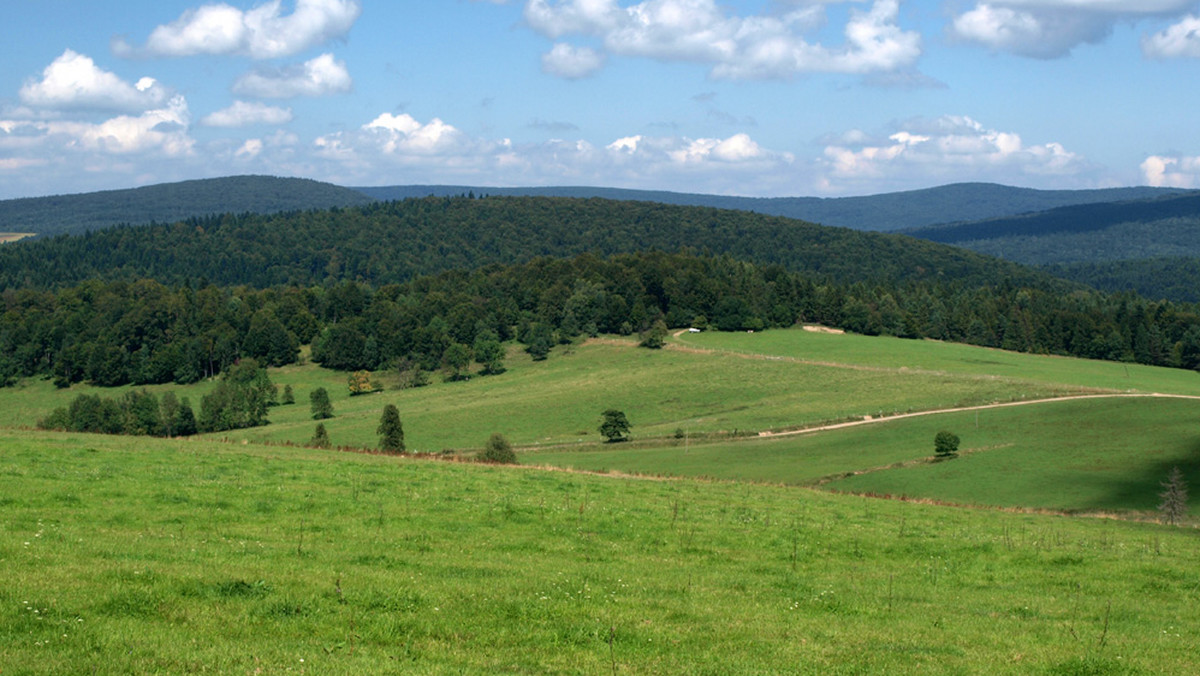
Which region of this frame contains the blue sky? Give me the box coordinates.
[3,0,1200,200]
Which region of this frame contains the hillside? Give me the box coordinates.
[5,427,1197,674]
[356,182,1180,231]
[1046,257,1200,303]
[0,195,1067,292]
[1,175,1177,239]
[900,191,1200,301]
[0,175,374,237]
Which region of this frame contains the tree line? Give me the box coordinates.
[5,250,1200,391]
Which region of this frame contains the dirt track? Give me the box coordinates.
[756,392,1200,439]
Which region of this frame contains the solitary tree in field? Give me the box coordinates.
[348,370,374,395]
[639,319,669,349]
[310,423,331,449]
[282,384,295,405]
[599,409,631,443]
[934,430,960,459]
[1159,466,1189,525]
[310,387,333,420]
[478,432,517,464]
[378,404,405,453]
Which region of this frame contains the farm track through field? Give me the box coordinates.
[582,335,1200,443]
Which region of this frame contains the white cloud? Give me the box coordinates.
[542,43,606,78]
[1141,154,1200,187]
[201,100,293,127]
[361,113,470,155]
[233,53,352,98]
[0,95,193,158]
[19,50,171,112]
[1143,15,1200,58]
[305,109,794,194]
[522,0,921,79]
[949,1,1196,58]
[114,0,362,59]
[819,116,1086,191]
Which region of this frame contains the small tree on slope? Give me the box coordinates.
[1159,466,1189,525]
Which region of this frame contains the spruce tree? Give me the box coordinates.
[310,387,333,420]
[378,404,405,453]
[310,423,331,449]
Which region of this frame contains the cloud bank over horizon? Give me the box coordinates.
[2,0,1200,199]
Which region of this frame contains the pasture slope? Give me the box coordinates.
[2,429,1199,674]
[3,327,1199,673]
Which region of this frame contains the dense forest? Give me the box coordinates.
[0,175,373,237]
[0,195,1068,292]
[4,250,1200,391]
[1046,257,1200,304]
[906,191,1200,245]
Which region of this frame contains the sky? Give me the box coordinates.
[3,0,1200,200]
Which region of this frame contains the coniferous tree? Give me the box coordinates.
[310,387,333,420]
[378,404,405,453]
[310,423,331,449]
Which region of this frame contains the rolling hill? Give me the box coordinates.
[902,191,1200,301]
[1,175,1180,239]
[0,195,1070,292]
[355,182,1180,232]
[0,175,374,237]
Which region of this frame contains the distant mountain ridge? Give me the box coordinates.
[354,183,1182,232]
[0,176,374,238]
[2,175,1183,238]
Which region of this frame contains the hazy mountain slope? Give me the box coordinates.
[355,182,1181,231]
[0,176,375,237]
[905,191,1200,251]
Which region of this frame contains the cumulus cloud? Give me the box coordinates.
[819,116,1086,191]
[113,0,361,59]
[0,95,193,158]
[1143,15,1200,58]
[542,43,606,78]
[306,109,794,194]
[19,50,171,112]
[522,0,921,79]
[1141,154,1200,187]
[201,100,293,127]
[948,0,1195,58]
[233,53,352,98]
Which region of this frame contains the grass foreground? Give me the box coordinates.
[2,430,1199,674]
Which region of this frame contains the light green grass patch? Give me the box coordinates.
[678,327,1200,396]
[1,429,1199,673]
[0,338,1099,452]
[530,396,1200,517]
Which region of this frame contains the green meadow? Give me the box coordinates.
[2,430,1199,674]
[677,328,1200,396]
[527,396,1200,516]
[4,328,1200,672]
[8,327,1196,453]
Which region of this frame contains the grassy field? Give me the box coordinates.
[677,328,1200,396]
[0,335,1110,451]
[2,429,1199,674]
[526,396,1200,517]
[12,324,1199,448]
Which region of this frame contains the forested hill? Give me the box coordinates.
[0,195,1070,293]
[356,183,1180,232]
[0,176,374,237]
[904,191,1200,253]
